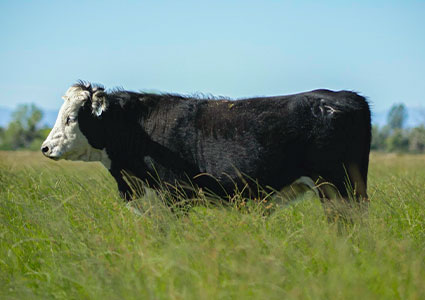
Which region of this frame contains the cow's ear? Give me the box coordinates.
[91,91,108,117]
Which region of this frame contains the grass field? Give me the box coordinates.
[1,151,425,299]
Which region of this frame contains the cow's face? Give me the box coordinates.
[41,84,110,166]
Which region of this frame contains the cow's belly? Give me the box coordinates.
[195,136,262,180]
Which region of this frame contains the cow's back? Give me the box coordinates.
[174,90,370,194]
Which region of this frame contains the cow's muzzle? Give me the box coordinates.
[41,143,59,160]
[41,145,49,154]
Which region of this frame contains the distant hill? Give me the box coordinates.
[1,106,424,129]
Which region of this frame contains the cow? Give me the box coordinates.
[41,81,371,211]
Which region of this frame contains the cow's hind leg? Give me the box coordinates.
[345,162,369,219]
[315,163,368,222]
[346,163,368,203]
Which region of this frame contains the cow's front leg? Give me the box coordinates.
[108,167,148,201]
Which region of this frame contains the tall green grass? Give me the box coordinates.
[1,151,424,299]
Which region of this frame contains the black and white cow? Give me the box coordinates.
[41,82,371,206]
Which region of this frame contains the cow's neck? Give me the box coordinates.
[101,96,162,166]
[102,95,199,177]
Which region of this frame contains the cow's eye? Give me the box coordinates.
[65,116,76,125]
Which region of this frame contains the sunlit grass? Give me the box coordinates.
[1,151,425,299]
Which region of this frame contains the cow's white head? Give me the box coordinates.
[41,82,111,168]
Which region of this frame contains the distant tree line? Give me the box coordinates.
[372,104,425,153]
[0,104,50,151]
[0,103,424,153]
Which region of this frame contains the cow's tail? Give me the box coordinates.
[356,94,371,189]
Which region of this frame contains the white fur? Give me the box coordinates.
[324,105,340,114]
[42,86,111,169]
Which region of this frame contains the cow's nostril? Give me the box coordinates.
[41,146,49,154]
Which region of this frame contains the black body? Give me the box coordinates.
[77,86,371,201]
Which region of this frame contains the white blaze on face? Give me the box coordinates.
[41,86,111,169]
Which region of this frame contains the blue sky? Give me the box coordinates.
[1,0,424,114]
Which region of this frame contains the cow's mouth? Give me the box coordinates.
[48,156,60,161]
[43,153,61,160]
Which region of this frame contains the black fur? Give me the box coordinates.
[76,83,371,201]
